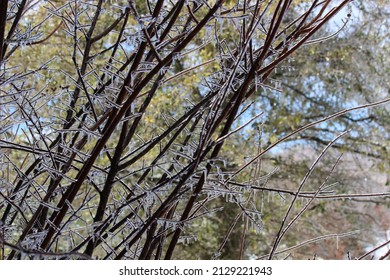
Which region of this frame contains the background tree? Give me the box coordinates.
[0,0,389,260]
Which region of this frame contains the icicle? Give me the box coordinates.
[124,86,133,95]
[172,52,182,63]
[159,66,169,75]
[144,190,155,205]
[137,30,146,43]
